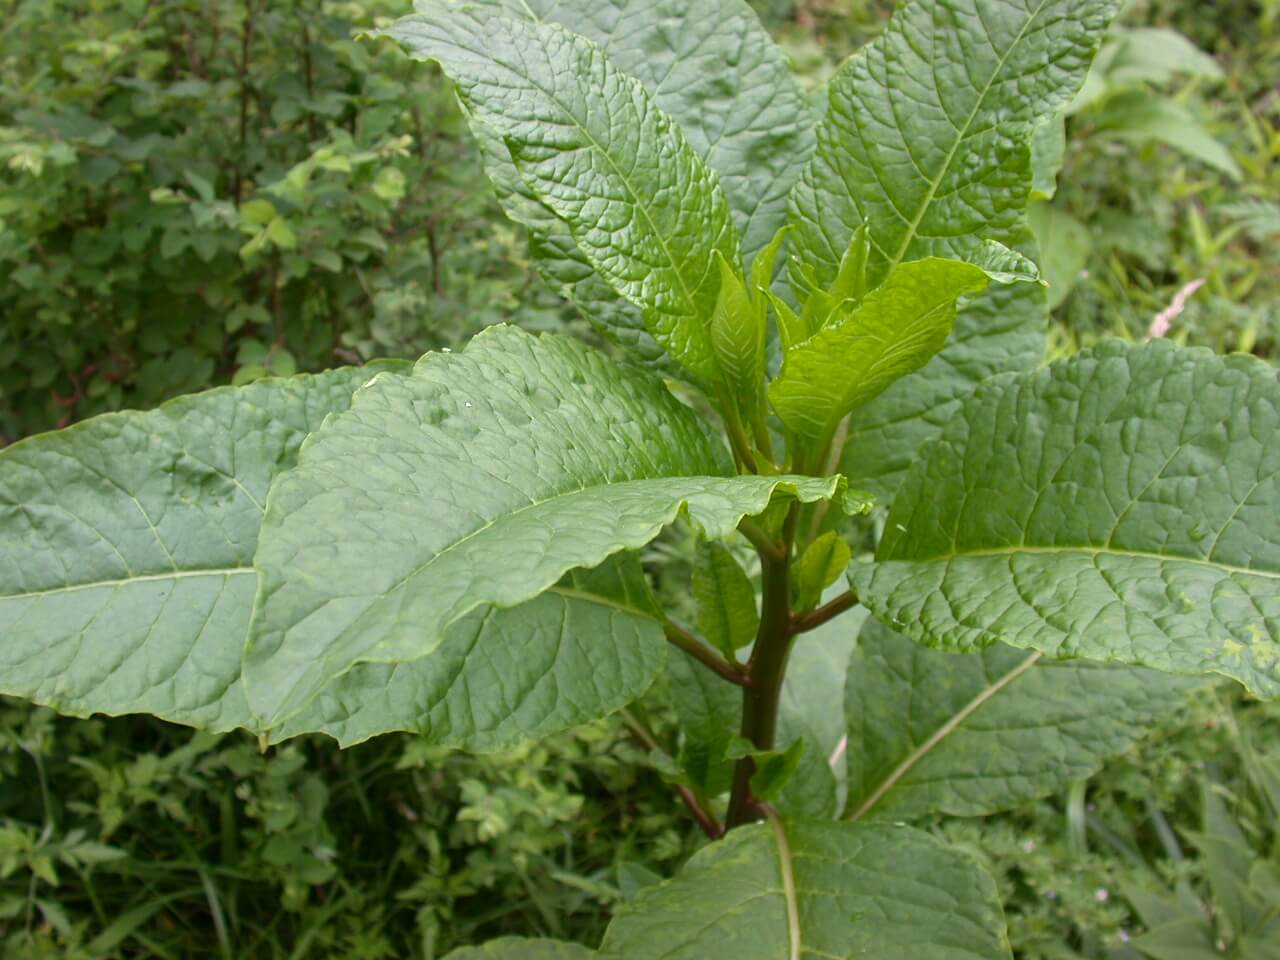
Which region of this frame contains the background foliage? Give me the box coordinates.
[1,0,1276,956]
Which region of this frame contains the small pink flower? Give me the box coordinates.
[1148,278,1207,339]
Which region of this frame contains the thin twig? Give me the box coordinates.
[791,590,858,634]
[619,710,724,839]
[664,621,750,687]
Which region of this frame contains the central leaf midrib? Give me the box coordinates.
[2,566,253,601]
[886,0,1050,271]
[900,543,1280,580]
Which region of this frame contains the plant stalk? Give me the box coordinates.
[663,621,749,687]
[726,507,797,828]
[791,590,858,634]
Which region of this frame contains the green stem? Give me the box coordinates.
[726,506,797,828]
[721,399,758,474]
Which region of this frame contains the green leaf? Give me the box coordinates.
[845,618,1201,821]
[247,326,842,727]
[388,7,741,381]
[422,1,814,365]
[750,226,790,306]
[776,601,866,819]
[597,818,1012,959]
[839,263,1048,502]
[1030,115,1067,200]
[668,645,740,797]
[1029,201,1092,309]
[853,339,1280,698]
[788,0,1118,291]
[692,541,759,658]
[1094,92,1242,180]
[764,289,807,355]
[0,365,399,729]
[443,938,596,960]
[270,557,666,750]
[792,532,850,614]
[710,254,764,408]
[769,258,998,441]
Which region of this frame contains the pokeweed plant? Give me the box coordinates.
[2,0,1278,956]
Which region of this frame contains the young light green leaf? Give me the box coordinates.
[792,532,851,614]
[692,541,759,658]
[710,254,764,408]
[788,0,1119,291]
[764,289,807,354]
[749,225,789,307]
[853,339,1280,698]
[839,258,1049,501]
[597,818,1012,959]
[0,364,401,730]
[845,618,1202,821]
[768,257,999,441]
[247,326,843,727]
[388,7,741,381]
[270,557,665,750]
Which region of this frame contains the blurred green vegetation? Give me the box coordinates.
[2,0,1277,957]
[0,0,571,441]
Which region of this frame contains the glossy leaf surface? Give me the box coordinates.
[389,6,740,380]
[788,0,1119,290]
[839,266,1048,501]
[769,258,996,440]
[421,0,814,363]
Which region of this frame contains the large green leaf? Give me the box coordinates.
[768,258,996,441]
[775,601,866,819]
[417,0,814,362]
[845,618,1201,821]
[462,0,814,259]
[838,259,1048,502]
[852,339,1280,698]
[0,365,398,730]
[444,938,595,960]
[597,817,1012,959]
[788,0,1118,290]
[667,646,740,798]
[388,7,740,381]
[271,557,666,750]
[247,326,841,727]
